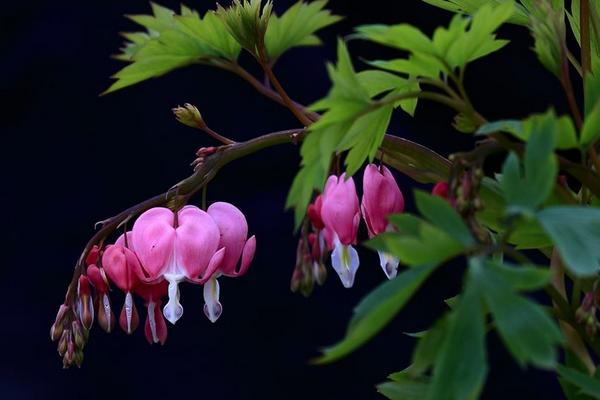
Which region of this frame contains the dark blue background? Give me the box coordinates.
[1,0,570,398]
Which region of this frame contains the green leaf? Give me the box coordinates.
[486,262,551,290]
[105,4,241,94]
[537,206,600,277]
[585,71,600,117]
[529,0,565,77]
[580,99,600,149]
[499,119,558,213]
[367,214,465,266]
[422,0,531,26]
[314,263,438,364]
[216,0,273,54]
[355,24,437,55]
[414,190,474,246]
[477,110,578,150]
[471,259,562,369]
[341,105,394,176]
[557,366,600,399]
[377,373,430,400]
[409,316,449,376]
[264,0,341,61]
[429,275,487,400]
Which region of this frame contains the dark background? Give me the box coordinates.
[1,0,571,398]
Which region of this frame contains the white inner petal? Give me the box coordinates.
[203,277,222,323]
[147,300,159,343]
[163,273,184,325]
[377,250,399,280]
[124,292,134,333]
[331,236,359,288]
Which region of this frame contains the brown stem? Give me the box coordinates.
[221,62,320,122]
[64,128,306,305]
[198,124,236,145]
[560,45,583,130]
[256,45,314,126]
[581,0,592,75]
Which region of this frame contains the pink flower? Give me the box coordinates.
[321,174,361,288]
[77,275,94,330]
[102,244,144,333]
[136,281,169,345]
[130,206,224,324]
[362,164,404,279]
[204,202,256,322]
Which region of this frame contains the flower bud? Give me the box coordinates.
[57,329,69,356]
[78,275,94,330]
[173,103,203,128]
[72,320,86,348]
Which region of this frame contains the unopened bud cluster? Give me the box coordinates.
[576,292,600,337]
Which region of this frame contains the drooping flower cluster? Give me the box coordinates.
[293,164,405,290]
[51,202,255,366]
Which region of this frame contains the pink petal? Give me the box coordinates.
[186,247,226,284]
[145,300,168,345]
[119,292,139,334]
[361,164,404,237]
[321,174,360,245]
[206,202,249,275]
[135,280,168,302]
[175,206,220,279]
[131,208,176,279]
[101,245,144,291]
[87,265,108,293]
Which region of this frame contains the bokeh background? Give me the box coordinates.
[2,0,571,398]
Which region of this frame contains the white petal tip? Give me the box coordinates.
[203,302,223,323]
[378,251,399,280]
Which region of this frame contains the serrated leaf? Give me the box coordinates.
[264,0,341,61]
[537,206,600,277]
[105,4,240,94]
[377,373,430,400]
[216,0,273,54]
[471,259,562,369]
[499,120,558,213]
[314,263,438,364]
[355,24,436,55]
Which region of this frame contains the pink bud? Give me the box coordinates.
[85,245,100,266]
[119,292,139,334]
[321,174,361,288]
[432,182,449,199]
[361,164,404,238]
[307,195,325,230]
[321,174,360,247]
[136,281,168,345]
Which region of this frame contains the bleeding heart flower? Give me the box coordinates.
[320,173,361,288]
[362,164,404,279]
[204,202,256,322]
[136,282,169,345]
[87,265,115,333]
[101,244,144,334]
[131,206,224,324]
